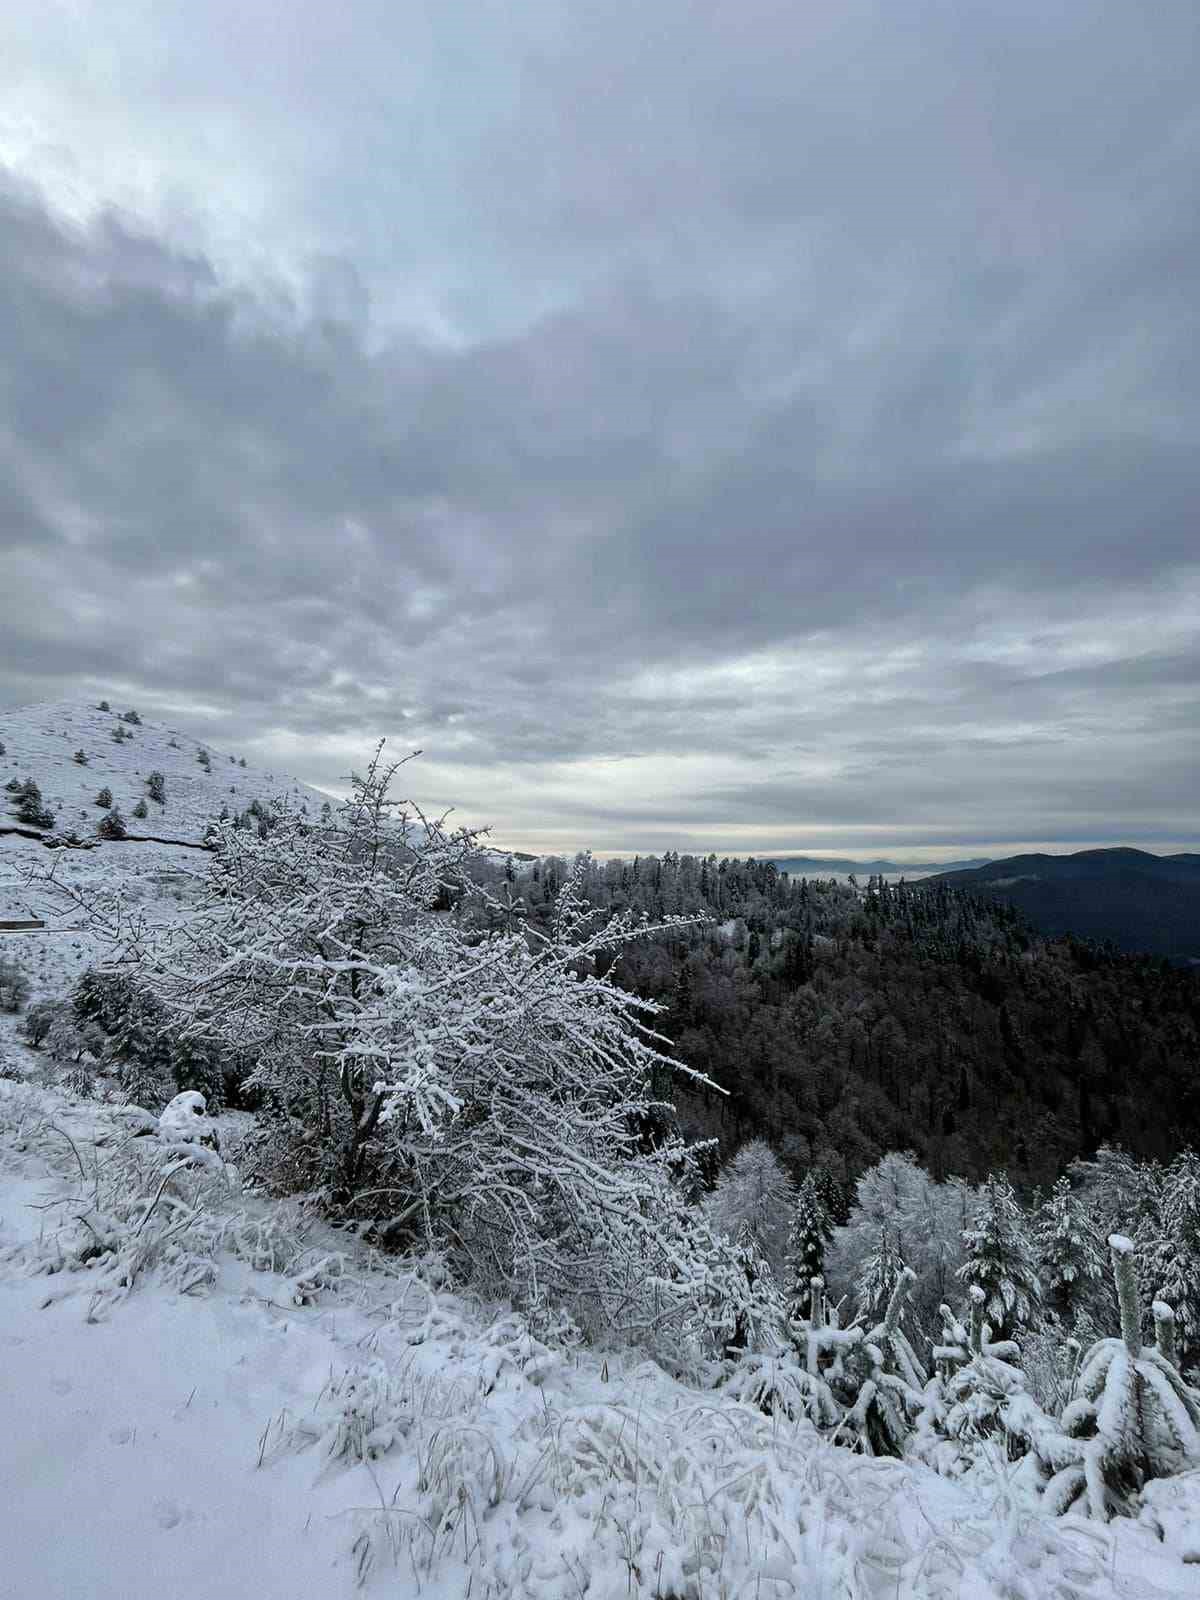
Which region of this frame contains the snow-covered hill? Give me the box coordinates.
[0,700,336,1007]
[1,699,334,846]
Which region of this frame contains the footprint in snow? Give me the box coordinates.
[153,1499,183,1530]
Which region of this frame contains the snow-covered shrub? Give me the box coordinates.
[94,786,113,808]
[1023,1236,1200,1519]
[19,998,57,1046]
[0,956,31,1013]
[158,1089,220,1148]
[4,1119,238,1315]
[49,747,725,1351]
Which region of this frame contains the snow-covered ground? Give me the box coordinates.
[2,1072,1198,1600]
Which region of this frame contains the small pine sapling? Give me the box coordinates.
[73,749,89,765]
[95,786,113,808]
[132,798,149,820]
[146,770,166,805]
[832,1267,927,1457]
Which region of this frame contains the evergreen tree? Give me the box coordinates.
[73,749,88,765]
[95,787,113,808]
[97,807,127,841]
[146,770,166,804]
[14,780,55,828]
[1034,1175,1107,1326]
[784,1171,833,1314]
[957,1172,1042,1339]
[856,1223,907,1324]
[132,798,149,820]
[1145,1152,1200,1368]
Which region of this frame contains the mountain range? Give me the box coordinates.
[763,854,993,877]
[927,848,1200,962]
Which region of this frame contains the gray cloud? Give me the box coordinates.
[1,0,1199,855]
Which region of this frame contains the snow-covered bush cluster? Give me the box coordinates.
[36,747,783,1355]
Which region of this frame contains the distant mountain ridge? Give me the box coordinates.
[763,854,993,877]
[926,847,1200,961]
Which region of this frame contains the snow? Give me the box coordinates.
[3,1079,1200,1600]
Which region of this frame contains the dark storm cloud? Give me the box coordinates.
[1,0,1199,853]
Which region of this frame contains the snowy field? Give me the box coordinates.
[2,1072,1198,1600]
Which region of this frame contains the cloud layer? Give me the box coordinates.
[2,1,1198,855]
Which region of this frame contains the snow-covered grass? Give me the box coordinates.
[3,1076,1199,1600]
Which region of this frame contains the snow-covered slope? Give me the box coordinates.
[0,700,336,1007]
[3,1076,1198,1600]
[1,699,333,846]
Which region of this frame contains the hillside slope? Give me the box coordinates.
[0,700,336,1003]
[927,848,1200,962]
[1,699,334,846]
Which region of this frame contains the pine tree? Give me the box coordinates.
[856,1223,907,1324]
[97,807,127,840]
[956,1172,1042,1340]
[132,798,149,820]
[1034,1175,1107,1326]
[785,1171,833,1315]
[95,787,113,808]
[1144,1152,1200,1368]
[146,770,166,804]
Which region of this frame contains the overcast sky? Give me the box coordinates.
[3,1,1198,859]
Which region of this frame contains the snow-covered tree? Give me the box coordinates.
[97,807,127,841]
[1034,1175,1107,1327]
[1024,1236,1200,1519]
[855,1223,906,1325]
[706,1139,795,1281]
[825,1152,971,1340]
[53,746,728,1347]
[956,1172,1042,1340]
[1070,1145,1163,1239]
[1144,1152,1200,1368]
[784,1171,833,1315]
